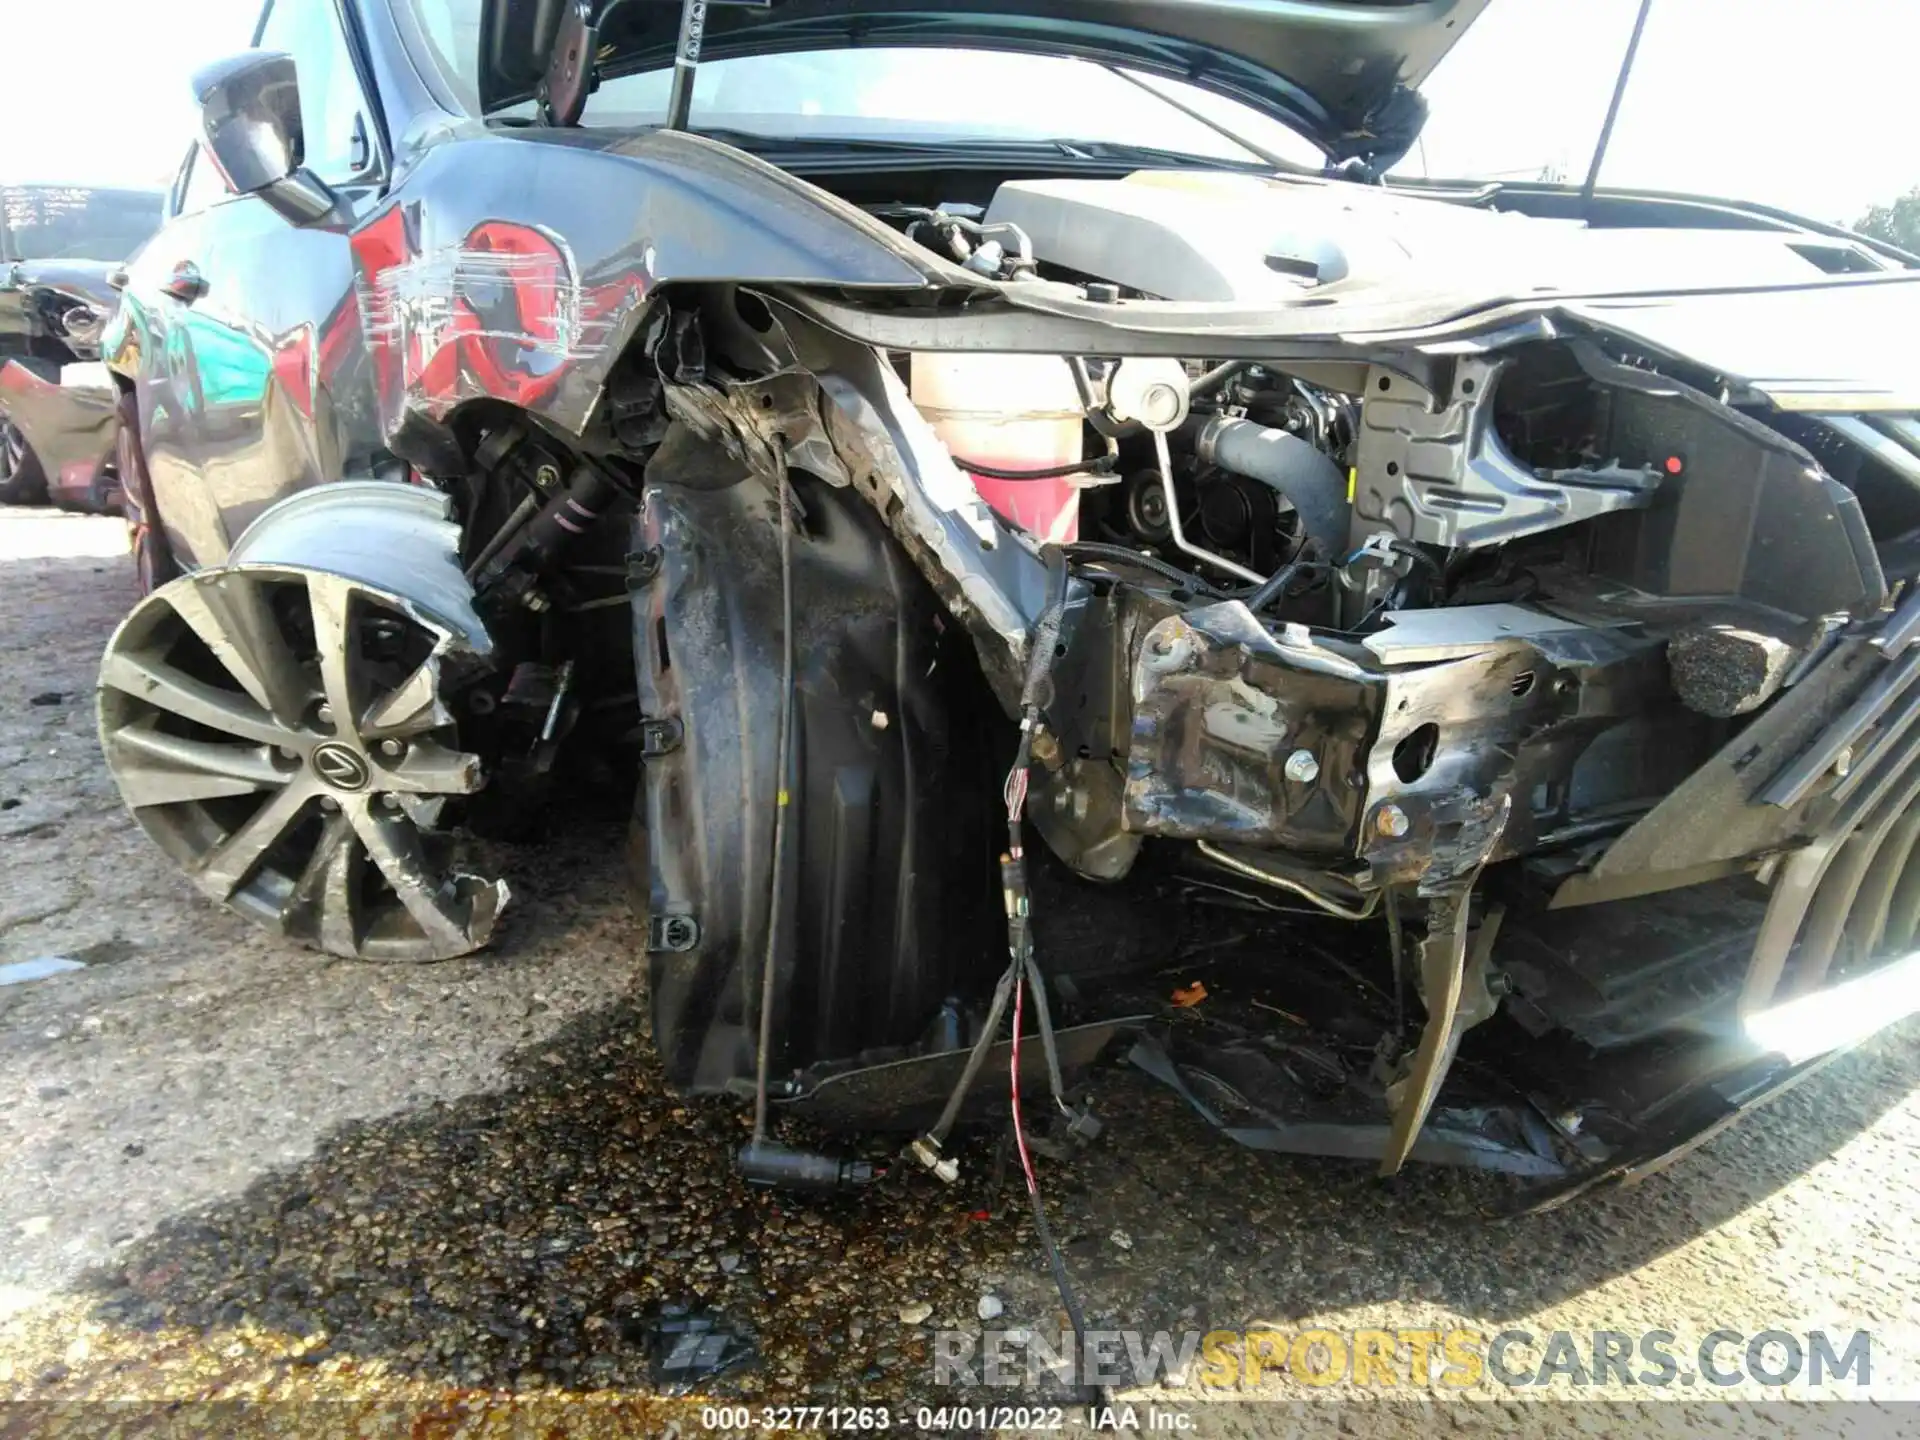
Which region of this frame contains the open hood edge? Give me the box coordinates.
[478,0,1491,169]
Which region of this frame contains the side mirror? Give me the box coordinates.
[192,51,336,225]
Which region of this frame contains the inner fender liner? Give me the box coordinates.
[630,468,1003,1095]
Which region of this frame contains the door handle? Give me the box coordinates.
[162,262,208,304]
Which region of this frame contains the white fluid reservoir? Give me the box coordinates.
[910,352,1086,543]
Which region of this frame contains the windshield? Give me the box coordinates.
[0,186,162,264]
[571,50,1322,164]
[402,1,1324,167]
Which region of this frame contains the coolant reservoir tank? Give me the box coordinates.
[910,352,1085,543]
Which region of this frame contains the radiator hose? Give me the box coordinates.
[1185,413,1351,560]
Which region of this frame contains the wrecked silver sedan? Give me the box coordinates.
[72,0,1920,1211]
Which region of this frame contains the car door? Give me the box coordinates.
[120,0,387,569]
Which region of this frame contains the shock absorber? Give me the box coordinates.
[476,459,621,589]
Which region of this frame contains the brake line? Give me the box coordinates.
[918,546,1068,1143]
[736,472,881,1193]
[1002,752,1098,1402]
[749,463,797,1148]
[1011,967,1092,1387]
[912,546,1098,1395]
[1196,840,1379,921]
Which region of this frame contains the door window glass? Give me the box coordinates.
[176,145,232,217]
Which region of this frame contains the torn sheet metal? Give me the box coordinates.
[1129,1028,1566,1179]
[659,368,852,489]
[1125,601,1380,853]
[1360,603,1590,665]
[0,358,119,492]
[770,302,1056,709]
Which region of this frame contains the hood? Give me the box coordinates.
[2,257,122,301]
[481,0,1489,167]
[0,259,123,359]
[985,171,1908,305]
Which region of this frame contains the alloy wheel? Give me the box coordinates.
[0,418,45,505]
[97,564,506,960]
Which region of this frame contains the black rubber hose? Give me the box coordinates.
[1186,414,1350,560]
[1061,541,1230,598]
[1188,361,1245,399]
[925,963,1020,1148]
[1240,549,1319,614]
[956,454,1116,482]
[481,461,619,583]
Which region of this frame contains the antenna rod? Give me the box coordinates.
[1580,0,1654,215]
[665,0,707,130]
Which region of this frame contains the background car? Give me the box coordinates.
[0,182,163,508]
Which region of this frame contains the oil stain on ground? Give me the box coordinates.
[59,997,1032,1403]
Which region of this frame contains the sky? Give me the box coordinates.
[1,0,262,191]
[1405,0,1920,224]
[0,0,1914,225]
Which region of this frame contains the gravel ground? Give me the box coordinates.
[1,507,1918,1437]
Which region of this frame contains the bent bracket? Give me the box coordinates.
[1378,790,1512,1175]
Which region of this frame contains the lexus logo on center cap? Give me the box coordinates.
[311,741,371,792]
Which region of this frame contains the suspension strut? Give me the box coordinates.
[475,459,621,590]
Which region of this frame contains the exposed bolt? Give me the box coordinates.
[1284,749,1320,784]
[1833,746,1854,779]
[639,717,684,757]
[870,709,890,731]
[277,745,301,762]
[315,703,335,730]
[534,463,561,490]
[1375,803,1411,839]
[1279,622,1312,649]
[522,590,551,613]
[380,793,403,812]
[318,795,341,813]
[652,915,699,952]
[625,547,663,586]
[379,738,407,759]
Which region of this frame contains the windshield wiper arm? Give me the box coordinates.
[1097,64,1309,176]
[681,129,1128,161]
[675,129,1283,179]
[1036,138,1273,171]
[687,128,1271,171]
